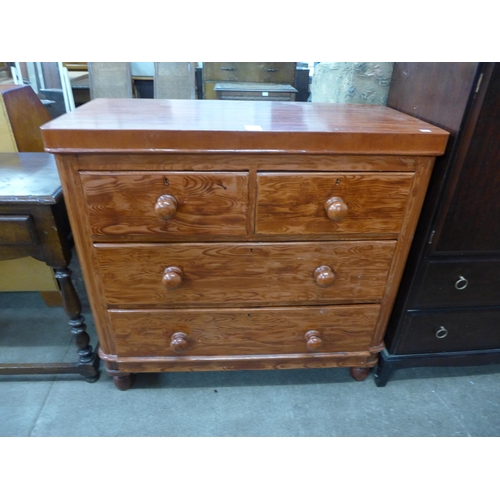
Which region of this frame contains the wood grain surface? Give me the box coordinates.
[256,172,414,235]
[41,99,449,155]
[95,240,396,307]
[66,153,426,173]
[81,171,249,237]
[42,99,448,384]
[104,350,380,373]
[109,304,380,357]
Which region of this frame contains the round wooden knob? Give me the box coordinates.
[171,332,189,353]
[325,196,348,222]
[304,330,323,352]
[162,266,183,290]
[314,265,335,288]
[155,194,178,220]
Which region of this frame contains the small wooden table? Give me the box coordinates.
[0,153,100,381]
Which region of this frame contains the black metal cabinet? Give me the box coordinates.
[375,62,500,386]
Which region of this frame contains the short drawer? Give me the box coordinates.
[0,214,37,245]
[414,259,500,308]
[95,240,396,307]
[203,62,296,83]
[109,305,380,357]
[80,171,249,239]
[396,308,500,354]
[256,172,414,236]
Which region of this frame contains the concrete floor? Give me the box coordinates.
[1,255,500,437]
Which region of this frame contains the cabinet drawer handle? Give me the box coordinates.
[455,276,468,290]
[325,197,348,222]
[314,265,335,288]
[264,68,279,72]
[171,332,189,353]
[305,330,323,351]
[435,326,448,339]
[155,194,178,220]
[162,266,183,290]
[221,67,236,71]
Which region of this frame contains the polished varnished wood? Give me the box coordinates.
[109,351,382,373]
[256,172,414,236]
[41,99,448,155]
[0,153,100,381]
[109,305,380,357]
[325,197,348,222]
[349,367,371,381]
[41,99,448,388]
[94,241,396,307]
[80,171,249,238]
[154,194,178,220]
[63,153,427,172]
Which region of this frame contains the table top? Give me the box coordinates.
[0,153,62,204]
[41,98,449,156]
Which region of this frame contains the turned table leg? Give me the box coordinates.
[349,367,371,381]
[54,266,100,382]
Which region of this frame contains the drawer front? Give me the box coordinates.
[415,260,500,308]
[0,214,37,245]
[397,308,500,354]
[95,240,396,307]
[109,305,380,357]
[203,62,296,83]
[217,91,296,102]
[256,172,414,236]
[80,171,249,238]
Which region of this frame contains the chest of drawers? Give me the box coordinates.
[202,62,296,100]
[41,99,448,390]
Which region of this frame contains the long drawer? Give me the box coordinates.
[414,259,500,308]
[95,240,396,307]
[256,172,414,236]
[109,305,380,357]
[203,62,296,83]
[80,171,249,238]
[397,308,500,354]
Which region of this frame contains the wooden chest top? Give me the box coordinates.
[41,99,448,155]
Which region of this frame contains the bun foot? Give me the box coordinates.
[112,373,135,391]
[349,367,371,381]
[104,361,135,390]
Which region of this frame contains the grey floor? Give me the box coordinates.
[1,254,500,437]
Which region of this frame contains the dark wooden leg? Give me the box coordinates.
[54,266,100,382]
[373,352,396,387]
[104,360,135,391]
[349,366,371,381]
